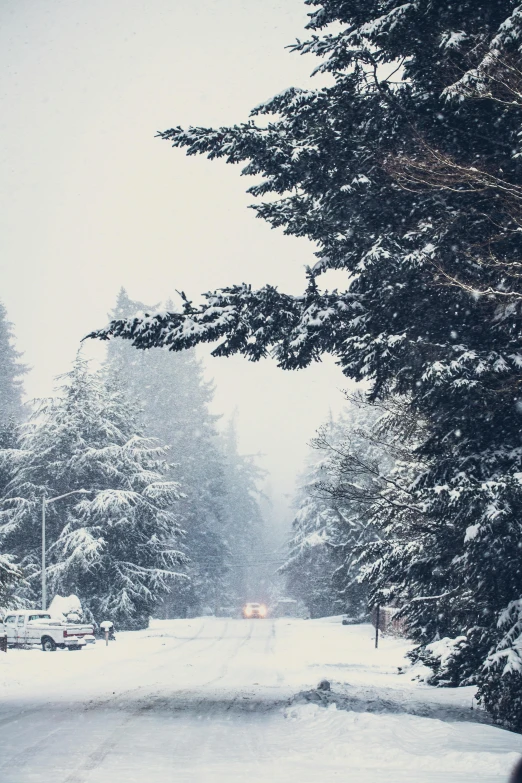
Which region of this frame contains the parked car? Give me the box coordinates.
[242,602,267,619]
[1,610,95,651]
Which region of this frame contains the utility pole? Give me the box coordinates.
[41,489,91,610]
[375,604,380,649]
[42,499,46,610]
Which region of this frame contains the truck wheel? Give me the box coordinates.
[41,636,56,652]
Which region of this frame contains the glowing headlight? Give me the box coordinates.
[259,605,267,617]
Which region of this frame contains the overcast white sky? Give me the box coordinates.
[0,0,351,528]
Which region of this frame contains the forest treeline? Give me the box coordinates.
[0,291,267,630]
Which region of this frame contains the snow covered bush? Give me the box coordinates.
[477,599,522,731]
[407,634,484,688]
[48,593,84,622]
[478,671,522,734]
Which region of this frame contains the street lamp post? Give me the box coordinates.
[41,489,90,610]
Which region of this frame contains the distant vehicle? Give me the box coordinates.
[242,602,267,619]
[1,610,95,651]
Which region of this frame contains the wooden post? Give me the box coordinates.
[375,604,380,649]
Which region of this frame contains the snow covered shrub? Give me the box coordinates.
[478,671,522,734]
[477,599,522,731]
[408,630,489,687]
[48,593,84,622]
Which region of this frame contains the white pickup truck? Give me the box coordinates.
[2,609,95,651]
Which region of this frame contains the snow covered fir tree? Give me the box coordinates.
[220,417,268,604]
[0,301,26,425]
[90,2,522,730]
[0,355,186,629]
[283,398,394,620]
[283,454,343,620]
[0,302,26,610]
[104,289,267,615]
[0,419,24,612]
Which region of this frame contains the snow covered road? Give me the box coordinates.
[0,617,521,782]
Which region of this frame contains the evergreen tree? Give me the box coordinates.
[90,2,522,727]
[0,553,22,614]
[284,400,387,618]
[0,356,185,628]
[0,421,25,609]
[0,303,27,608]
[0,301,26,425]
[220,417,267,602]
[105,290,268,614]
[283,455,342,619]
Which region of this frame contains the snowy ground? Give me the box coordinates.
[0,617,520,782]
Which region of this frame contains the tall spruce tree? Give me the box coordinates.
[0,301,26,425]
[220,417,267,602]
[0,555,22,611]
[91,3,522,727]
[105,289,268,614]
[0,302,26,608]
[0,356,185,628]
[283,451,343,619]
[284,401,387,618]
[0,421,24,611]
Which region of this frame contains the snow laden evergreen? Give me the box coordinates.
[0,421,24,609]
[0,356,185,629]
[283,447,343,619]
[0,303,26,610]
[104,289,266,613]
[220,418,267,603]
[90,3,522,727]
[0,301,26,425]
[283,399,388,619]
[0,553,22,614]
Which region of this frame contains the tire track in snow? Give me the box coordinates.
[263,619,284,685]
[0,619,214,771]
[200,619,255,687]
[61,622,255,783]
[2,620,273,783]
[0,618,210,731]
[80,618,213,711]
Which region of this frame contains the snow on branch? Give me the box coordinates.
[86,284,361,372]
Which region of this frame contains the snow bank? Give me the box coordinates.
[283,702,520,780]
